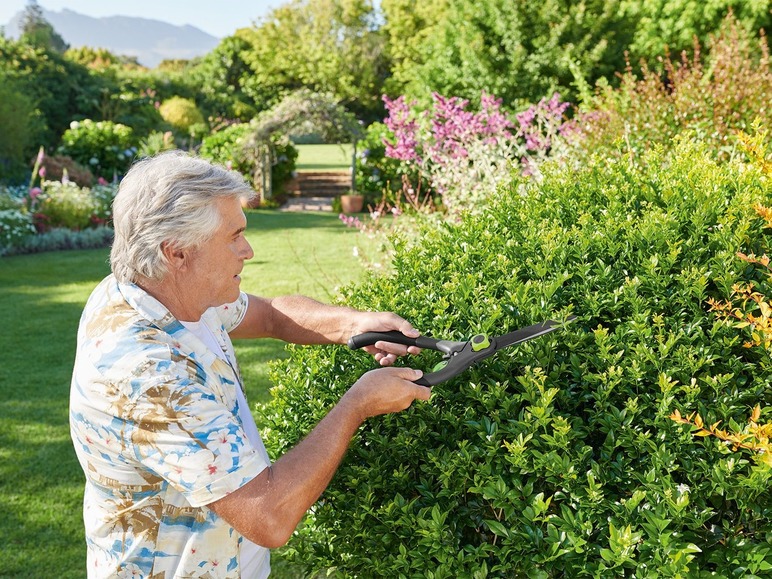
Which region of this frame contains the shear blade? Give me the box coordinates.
[495,315,576,349]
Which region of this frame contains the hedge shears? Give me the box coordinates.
[348,316,576,386]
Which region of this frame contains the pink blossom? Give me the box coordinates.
[29,187,42,200]
[38,166,46,179]
[379,89,574,213]
[338,213,363,229]
[382,95,421,163]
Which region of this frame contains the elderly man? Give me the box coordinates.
[70,151,430,578]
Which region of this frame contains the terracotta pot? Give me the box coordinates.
[340,194,364,213]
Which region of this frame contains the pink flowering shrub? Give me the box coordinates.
[382,91,576,215]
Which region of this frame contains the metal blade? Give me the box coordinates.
[494,315,576,349]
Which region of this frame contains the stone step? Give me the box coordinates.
[280,196,333,212]
[286,170,352,198]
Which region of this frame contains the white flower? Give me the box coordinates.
[207,428,238,454]
[677,483,690,495]
[163,448,228,487]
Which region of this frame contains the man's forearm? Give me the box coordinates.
[208,386,366,548]
[229,293,419,366]
[229,294,356,343]
[265,295,358,344]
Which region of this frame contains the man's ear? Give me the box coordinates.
[161,241,188,272]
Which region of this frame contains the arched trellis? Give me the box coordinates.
[241,89,364,199]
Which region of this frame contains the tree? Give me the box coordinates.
[385,0,637,109]
[623,0,772,62]
[19,0,68,54]
[190,34,257,121]
[380,0,449,97]
[0,72,39,182]
[0,36,102,152]
[238,0,389,121]
[65,46,123,70]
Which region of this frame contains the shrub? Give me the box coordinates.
[199,124,257,193]
[269,137,299,196]
[575,13,772,163]
[34,180,118,231]
[199,123,252,174]
[260,138,772,577]
[113,90,167,139]
[158,96,206,134]
[4,225,113,256]
[354,121,414,207]
[0,186,36,254]
[200,123,298,198]
[383,91,576,216]
[0,186,28,210]
[0,208,35,255]
[57,119,137,180]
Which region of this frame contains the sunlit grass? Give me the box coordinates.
[0,209,369,577]
[295,143,353,172]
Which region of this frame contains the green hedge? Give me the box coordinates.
[260,138,772,577]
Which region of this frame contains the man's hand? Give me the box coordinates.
[342,366,431,420]
[350,311,423,366]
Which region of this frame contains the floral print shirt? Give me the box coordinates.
[70,275,270,578]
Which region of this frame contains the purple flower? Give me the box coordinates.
[516,108,537,130]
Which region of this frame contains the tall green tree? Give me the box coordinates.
[623,0,772,62]
[190,34,257,121]
[384,0,637,109]
[238,0,388,121]
[19,0,68,54]
[0,72,39,182]
[0,37,101,152]
[380,0,448,98]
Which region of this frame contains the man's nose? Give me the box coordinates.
[242,238,254,260]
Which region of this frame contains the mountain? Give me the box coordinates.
[3,8,221,68]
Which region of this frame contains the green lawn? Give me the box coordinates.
[0,210,370,578]
[295,143,353,172]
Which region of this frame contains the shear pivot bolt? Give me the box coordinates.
[471,334,490,351]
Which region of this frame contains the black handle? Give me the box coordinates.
[347,331,440,350]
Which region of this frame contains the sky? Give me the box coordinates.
[0,0,283,38]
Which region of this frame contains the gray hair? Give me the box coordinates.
[110,150,255,283]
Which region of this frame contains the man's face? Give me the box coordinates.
[185,196,253,314]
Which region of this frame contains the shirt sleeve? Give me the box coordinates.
[213,292,249,333]
[127,372,268,507]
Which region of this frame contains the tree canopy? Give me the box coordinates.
[19,0,68,54]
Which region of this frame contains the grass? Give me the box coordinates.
[295,143,353,172]
[0,209,371,578]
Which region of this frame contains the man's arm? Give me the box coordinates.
[207,366,429,548]
[229,294,421,365]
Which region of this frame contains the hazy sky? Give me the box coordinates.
[0,0,282,38]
